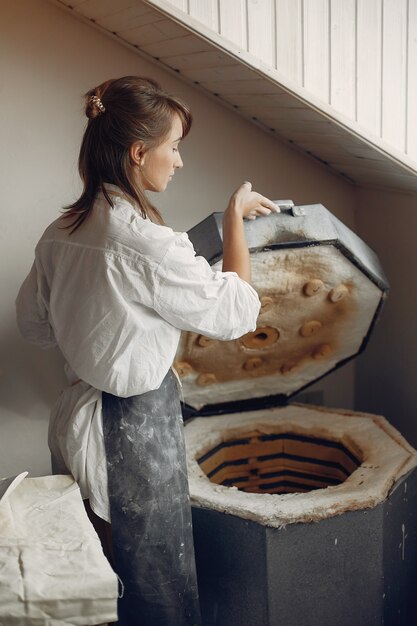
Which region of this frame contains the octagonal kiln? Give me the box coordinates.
[175,205,417,626]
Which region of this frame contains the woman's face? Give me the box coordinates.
[137,113,184,192]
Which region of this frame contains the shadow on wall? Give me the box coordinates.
[0,323,66,420]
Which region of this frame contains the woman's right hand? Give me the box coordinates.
[226,181,280,220]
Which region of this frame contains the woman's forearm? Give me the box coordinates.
[222,202,251,283]
[221,182,279,283]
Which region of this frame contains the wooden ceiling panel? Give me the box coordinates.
[74,0,142,20]
[162,50,237,71]
[58,0,88,7]
[180,64,258,83]
[221,93,307,109]
[152,18,192,37]
[329,157,406,174]
[199,80,282,95]
[54,0,417,193]
[236,106,321,122]
[262,120,348,136]
[120,23,169,46]
[96,5,156,31]
[141,35,212,57]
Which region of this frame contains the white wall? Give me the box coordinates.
[0,0,357,479]
[355,187,417,448]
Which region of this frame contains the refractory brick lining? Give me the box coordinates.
[198,431,361,494]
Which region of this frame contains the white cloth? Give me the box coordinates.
[16,185,260,521]
[0,473,118,623]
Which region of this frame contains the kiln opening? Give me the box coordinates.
[197,431,361,494]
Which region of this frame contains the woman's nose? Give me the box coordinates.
[175,152,183,169]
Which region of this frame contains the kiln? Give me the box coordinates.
[174,204,417,626]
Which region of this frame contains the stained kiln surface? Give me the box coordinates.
[176,244,383,409]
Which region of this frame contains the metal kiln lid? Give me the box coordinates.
[174,204,389,417]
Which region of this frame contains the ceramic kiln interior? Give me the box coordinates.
[175,245,383,409]
[197,429,361,494]
[185,406,417,526]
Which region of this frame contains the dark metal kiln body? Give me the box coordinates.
[175,204,417,626]
[192,468,417,626]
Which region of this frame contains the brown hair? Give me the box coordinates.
[61,76,192,233]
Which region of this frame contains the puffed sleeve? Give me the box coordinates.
[15,260,57,348]
[153,232,261,339]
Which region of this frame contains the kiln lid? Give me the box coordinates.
[174,204,388,416]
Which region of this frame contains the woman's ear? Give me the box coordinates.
[130,142,144,166]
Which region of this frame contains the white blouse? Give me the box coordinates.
[16,184,261,521]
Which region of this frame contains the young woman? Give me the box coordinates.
[16,76,279,625]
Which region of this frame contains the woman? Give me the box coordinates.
[16,76,279,625]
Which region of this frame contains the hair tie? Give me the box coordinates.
[89,95,106,114]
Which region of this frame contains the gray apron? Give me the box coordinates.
[102,370,201,626]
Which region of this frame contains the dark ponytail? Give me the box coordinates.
[61,76,192,233]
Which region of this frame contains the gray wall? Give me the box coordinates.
[355,187,417,448]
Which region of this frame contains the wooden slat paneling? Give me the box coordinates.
[342,169,417,190]
[162,50,236,71]
[357,0,382,135]
[180,64,257,83]
[330,0,356,119]
[74,0,140,20]
[120,22,172,46]
[407,0,417,160]
[265,119,345,135]
[247,0,276,66]
[222,93,307,108]
[67,0,417,188]
[237,106,322,122]
[153,18,190,37]
[275,0,303,84]
[189,0,219,30]
[199,79,283,95]
[96,4,157,30]
[330,156,410,174]
[381,0,408,151]
[166,0,188,9]
[157,0,417,166]
[219,0,247,49]
[59,0,92,7]
[303,0,330,102]
[141,34,212,56]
